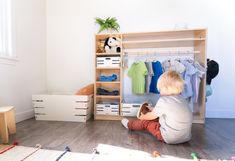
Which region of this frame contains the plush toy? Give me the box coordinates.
[96,41,105,53]
[104,37,121,53]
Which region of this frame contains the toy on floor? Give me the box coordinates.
[152,150,161,157]
[190,152,234,161]
[191,153,198,161]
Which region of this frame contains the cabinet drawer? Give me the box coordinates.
[35,113,48,120]
[34,107,46,113]
[32,102,45,108]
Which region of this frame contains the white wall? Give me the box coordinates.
[46,0,235,118]
[0,0,47,122]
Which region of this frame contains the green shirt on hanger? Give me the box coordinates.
[128,62,148,94]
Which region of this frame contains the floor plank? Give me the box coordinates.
[2,118,235,160]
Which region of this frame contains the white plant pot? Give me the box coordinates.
[100,29,118,34]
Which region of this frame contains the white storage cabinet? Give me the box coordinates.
[32,94,93,122]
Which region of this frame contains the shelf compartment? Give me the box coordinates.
[96,70,120,82]
[122,29,207,41]
[96,83,120,94]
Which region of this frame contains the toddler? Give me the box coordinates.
[121,71,192,144]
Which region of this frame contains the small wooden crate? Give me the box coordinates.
[32,94,93,122]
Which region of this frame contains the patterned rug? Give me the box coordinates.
[0,144,229,161]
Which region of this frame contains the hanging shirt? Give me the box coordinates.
[145,62,154,94]
[149,61,163,94]
[181,59,206,103]
[181,60,197,99]
[128,62,148,94]
[162,59,186,74]
[192,61,206,103]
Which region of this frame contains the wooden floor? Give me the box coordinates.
[4,118,235,159]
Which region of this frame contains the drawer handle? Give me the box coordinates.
[122,111,131,113]
[34,107,45,109]
[33,100,43,102]
[74,114,86,116]
[35,113,46,115]
[133,105,140,107]
[75,108,87,110]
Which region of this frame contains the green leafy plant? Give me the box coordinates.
[95,17,120,33]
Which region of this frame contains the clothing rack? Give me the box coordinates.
[123,50,197,63]
[94,28,207,124]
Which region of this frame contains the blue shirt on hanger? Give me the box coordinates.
[149,61,163,94]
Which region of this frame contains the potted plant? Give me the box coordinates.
[95,17,120,33]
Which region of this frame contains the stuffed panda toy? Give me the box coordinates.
[104,37,121,53]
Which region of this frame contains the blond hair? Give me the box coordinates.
[157,71,184,95]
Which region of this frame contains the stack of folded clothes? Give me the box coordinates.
[97,88,119,96]
[99,74,117,82]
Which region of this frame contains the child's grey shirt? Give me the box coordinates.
[153,95,193,144]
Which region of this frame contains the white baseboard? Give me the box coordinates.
[15,109,34,123]
[14,109,235,121]
[206,109,235,118]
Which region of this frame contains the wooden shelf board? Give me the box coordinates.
[122,28,207,37]
[122,38,205,44]
[96,53,121,56]
[96,95,120,99]
[96,67,121,70]
[94,114,122,120]
[95,33,122,40]
[96,81,120,84]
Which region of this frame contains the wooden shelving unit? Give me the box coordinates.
[94,28,207,123]
[94,34,123,120]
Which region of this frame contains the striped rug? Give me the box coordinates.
[0,144,223,161]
